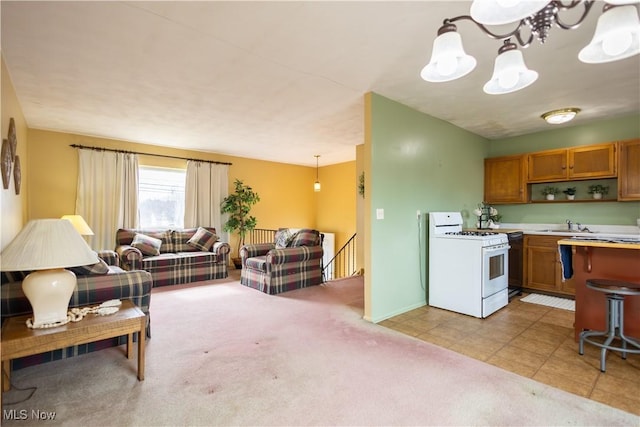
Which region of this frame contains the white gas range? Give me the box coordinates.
[428,212,510,318]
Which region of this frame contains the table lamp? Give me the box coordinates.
[0,219,99,328]
[61,214,94,235]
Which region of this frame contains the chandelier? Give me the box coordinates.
[421,0,640,95]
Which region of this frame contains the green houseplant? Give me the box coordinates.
[541,186,559,200]
[563,187,577,200]
[221,179,260,268]
[588,184,609,199]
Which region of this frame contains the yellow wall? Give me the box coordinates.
[1,56,29,250]
[315,160,356,255]
[27,129,356,251]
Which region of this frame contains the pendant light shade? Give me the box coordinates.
[483,42,538,94]
[470,0,548,25]
[313,155,321,192]
[579,5,640,64]
[421,28,477,82]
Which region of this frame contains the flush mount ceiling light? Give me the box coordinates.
[314,155,321,192]
[541,107,581,124]
[421,0,640,95]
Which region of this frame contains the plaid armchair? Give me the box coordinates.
[240,228,323,295]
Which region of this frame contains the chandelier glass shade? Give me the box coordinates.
[422,0,640,95]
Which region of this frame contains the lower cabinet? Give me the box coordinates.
[524,235,575,296]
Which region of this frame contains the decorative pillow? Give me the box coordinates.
[289,229,320,247]
[274,228,294,249]
[187,227,218,252]
[131,233,163,256]
[68,258,110,276]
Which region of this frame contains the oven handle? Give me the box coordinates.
[483,244,510,253]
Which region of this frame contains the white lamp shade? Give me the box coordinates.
[314,181,321,192]
[483,48,538,94]
[0,219,98,271]
[470,0,548,25]
[421,31,477,82]
[61,214,94,235]
[578,5,640,64]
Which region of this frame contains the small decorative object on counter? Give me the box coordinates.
[588,184,609,200]
[563,187,577,200]
[474,203,500,229]
[542,186,560,200]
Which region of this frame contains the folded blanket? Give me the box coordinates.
[558,245,573,281]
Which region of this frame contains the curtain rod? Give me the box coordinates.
[69,144,232,166]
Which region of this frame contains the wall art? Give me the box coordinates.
[13,155,21,195]
[8,118,17,161]
[1,138,11,189]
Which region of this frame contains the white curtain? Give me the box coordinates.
[76,150,139,250]
[184,161,229,236]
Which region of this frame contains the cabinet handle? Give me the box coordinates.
[562,165,566,169]
[569,165,574,169]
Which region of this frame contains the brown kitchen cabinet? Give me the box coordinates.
[484,154,527,204]
[617,138,640,201]
[527,143,617,183]
[524,235,574,296]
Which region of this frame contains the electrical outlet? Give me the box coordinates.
[416,210,421,220]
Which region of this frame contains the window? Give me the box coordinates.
[138,166,186,228]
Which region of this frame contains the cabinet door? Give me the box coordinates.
[568,143,616,179]
[527,149,567,182]
[525,243,558,292]
[484,155,527,204]
[524,236,575,296]
[618,139,640,201]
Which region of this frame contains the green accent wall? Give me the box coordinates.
[488,114,640,226]
[366,98,638,322]
[368,93,488,322]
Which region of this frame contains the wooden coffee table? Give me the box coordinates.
[1,299,146,393]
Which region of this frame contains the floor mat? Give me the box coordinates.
[521,293,575,311]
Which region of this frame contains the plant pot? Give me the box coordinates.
[592,192,603,200]
[232,257,243,269]
[546,194,555,200]
[567,195,575,200]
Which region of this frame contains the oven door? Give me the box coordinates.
[482,243,509,297]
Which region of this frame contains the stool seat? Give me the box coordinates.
[587,279,640,296]
[579,279,640,372]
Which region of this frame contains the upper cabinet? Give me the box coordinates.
[618,139,640,201]
[527,143,617,182]
[484,155,527,204]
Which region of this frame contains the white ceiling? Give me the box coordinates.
[2,1,639,167]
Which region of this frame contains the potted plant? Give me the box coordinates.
[541,186,559,200]
[563,187,577,200]
[588,184,609,200]
[221,179,261,268]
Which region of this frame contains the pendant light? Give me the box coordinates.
[314,155,321,192]
[421,1,640,95]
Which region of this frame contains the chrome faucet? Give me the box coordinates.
[566,219,573,231]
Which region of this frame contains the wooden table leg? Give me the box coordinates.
[126,333,133,359]
[2,360,10,392]
[137,319,145,381]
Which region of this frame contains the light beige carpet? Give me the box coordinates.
[2,273,637,426]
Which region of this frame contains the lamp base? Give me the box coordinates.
[22,269,76,328]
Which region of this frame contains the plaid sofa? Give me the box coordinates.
[240,228,323,295]
[1,250,152,370]
[115,227,230,287]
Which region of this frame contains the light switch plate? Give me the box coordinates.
[376,208,384,220]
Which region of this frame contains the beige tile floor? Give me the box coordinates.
[379,293,640,416]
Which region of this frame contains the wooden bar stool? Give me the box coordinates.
[579,279,640,372]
